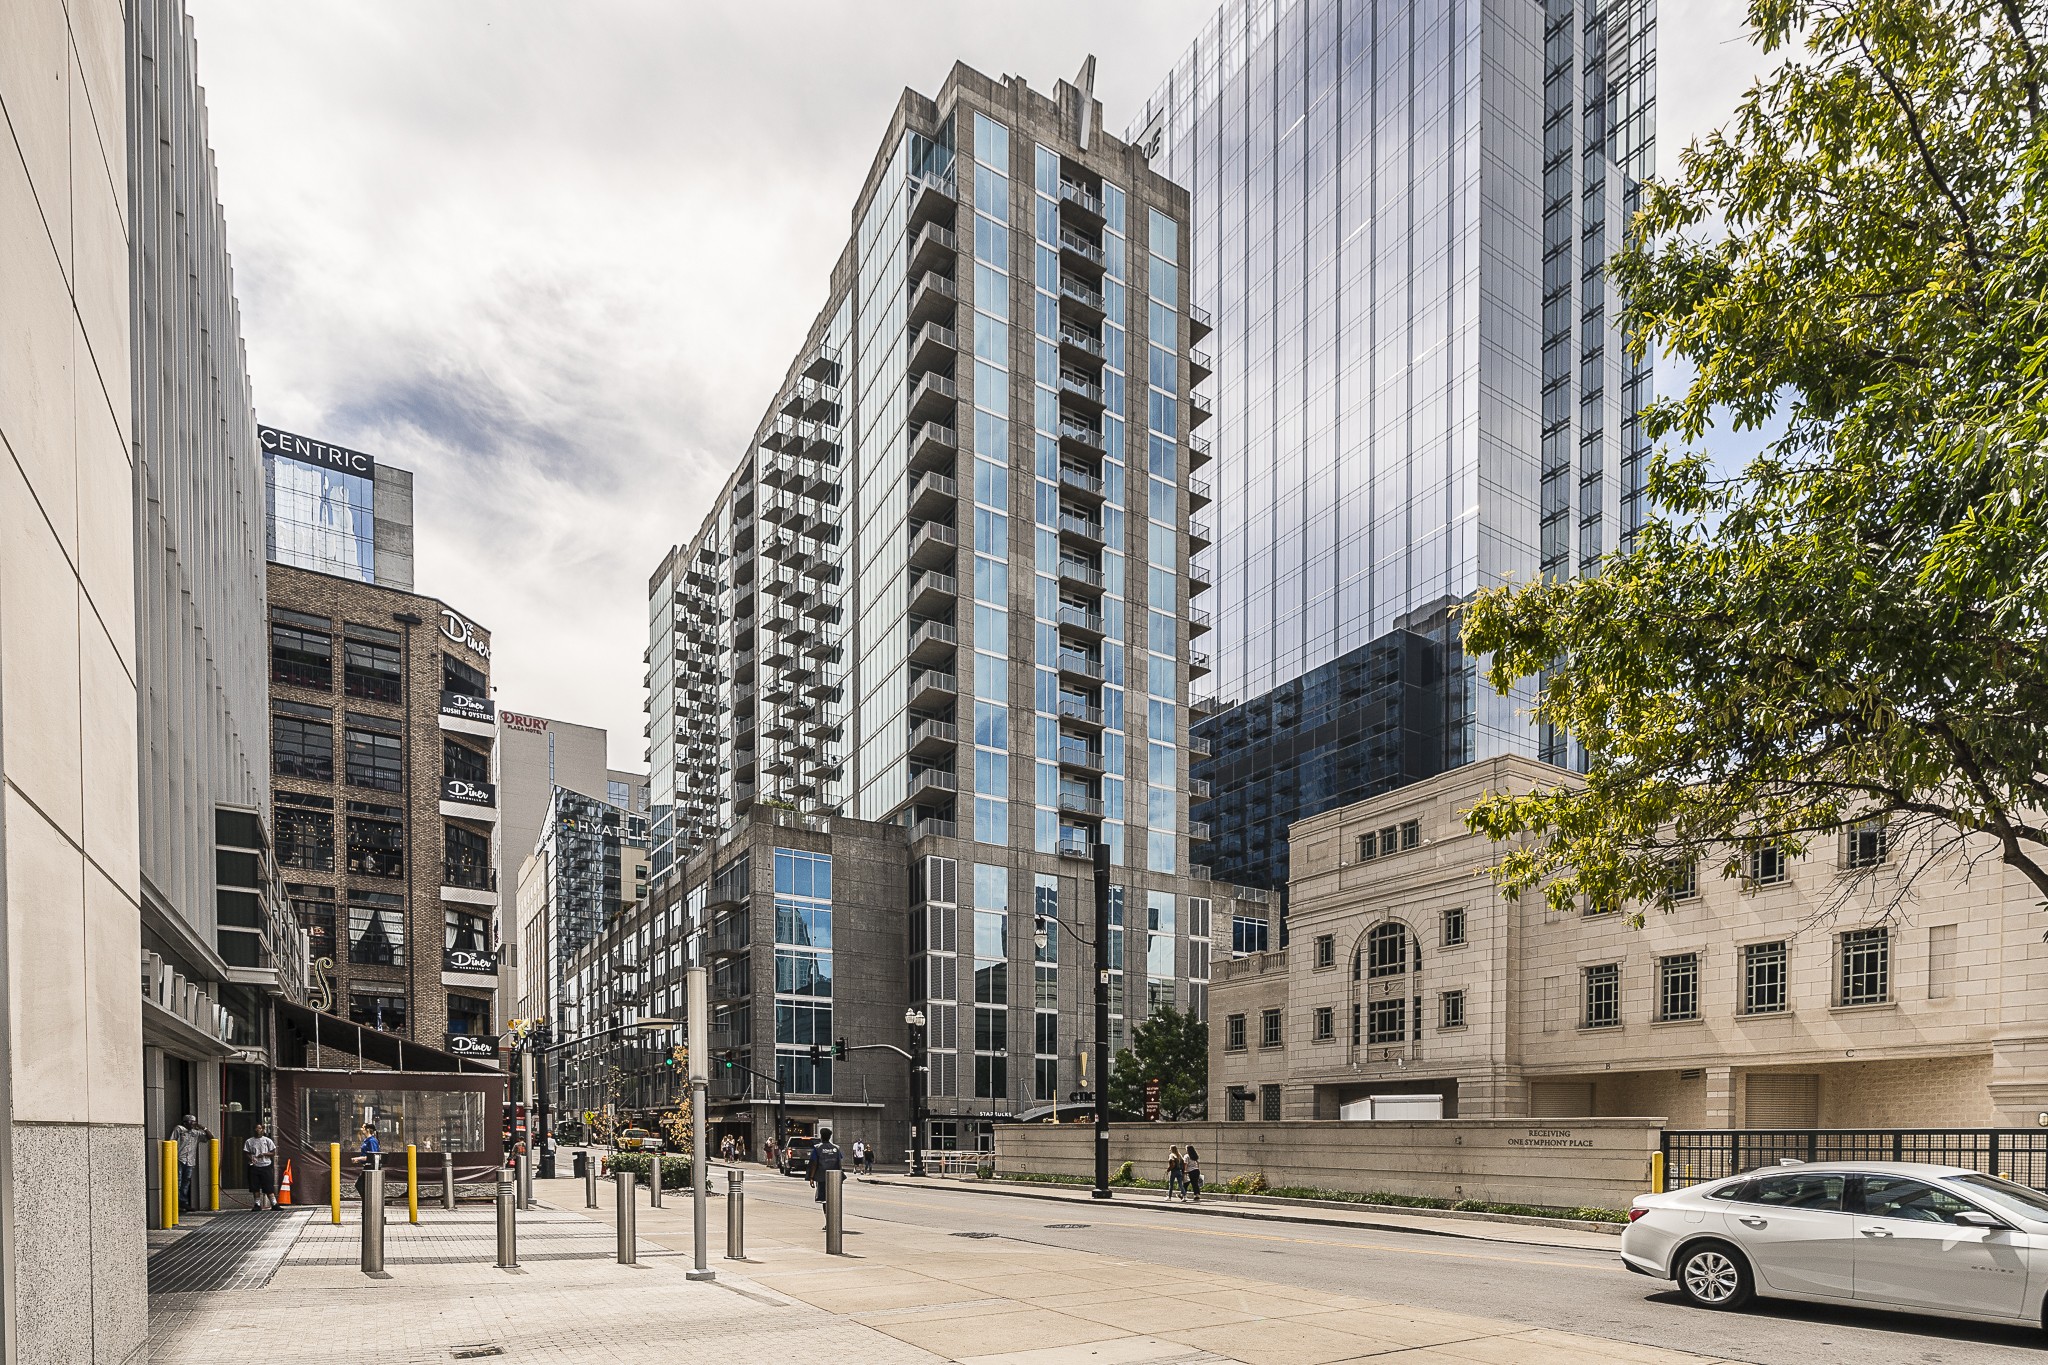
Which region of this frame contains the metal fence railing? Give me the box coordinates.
[1661,1129,2048,1191]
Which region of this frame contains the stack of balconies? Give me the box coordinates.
[1047,163,1118,857]
[901,178,966,840]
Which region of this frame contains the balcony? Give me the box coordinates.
[908,767,959,802]
[1188,434,1213,469]
[1058,275,1106,324]
[1057,326,1104,368]
[1190,650,1212,678]
[908,569,957,615]
[1055,602,1105,639]
[1057,650,1105,684]
[442,859,497,906]
[1189,734,1212,758]
[910,221,958,276]
[1057,512,1105,548]
[908,619,958,664]
[1057,790,1104,818]
[1057,420,1105,459]
[801,669,844,701]
[1057,832,1096,860]
[1056,229,1104,270]
[909,371,958,422]
[910,271,959,324]
[1189,777,1213,800]
[1189,563,1213,595]
[1188,302,1214,343]
[711,973,752,1004]
[1056,696,1105,731]
[1189,393,1212,427]
[1188,607,1213,637]
[1057,741,1104,775]
[909,468,958,518]
[1188,518,1212,552]
[909,421,957,472]
[908,171,957,226]
[909,520,958,568]
[1058,180,1105,225]
[1057,371,1105,413]
[910,816,958,843]
[1188,474,1213,510]
[707,917,750,958]
[1189,820,1214,841]
[908,717,958,759]
[908,320,958,373]
[908,668,958,710]
[1056,558,1104,592]
[1190,347,1213,385]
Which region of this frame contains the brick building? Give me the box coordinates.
[1212,753,2048,1129]
[267,562,501,1052]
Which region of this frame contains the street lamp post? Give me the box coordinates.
[905,1007,927,1178]
[1090,842,1111,1200]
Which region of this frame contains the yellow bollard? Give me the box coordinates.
[160,1140,179,1227]
[329,1142,343,1224]
[1650,1151,1667,1194]
[407,1144,419,1224]
[210,1138,222,1211]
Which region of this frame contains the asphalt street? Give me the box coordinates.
[725,1168,2044,1365]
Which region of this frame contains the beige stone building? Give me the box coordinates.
[1211,754,2048,1130]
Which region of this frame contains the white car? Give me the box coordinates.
[1622,1160,2048,1329]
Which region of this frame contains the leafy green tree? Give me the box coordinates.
[1108,1005,1207,1120]
[1463,0,2048,913]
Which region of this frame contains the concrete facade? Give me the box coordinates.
[997,1116,1663,1211]
[1,0,149,1356]
[266,564,499,1054]
[1210,754,2048,1130]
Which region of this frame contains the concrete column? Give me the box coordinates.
[1703,1067,1737,1127]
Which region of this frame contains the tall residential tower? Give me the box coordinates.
[642,63,1266,1150]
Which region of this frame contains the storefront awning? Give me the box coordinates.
[271,999,502,1074]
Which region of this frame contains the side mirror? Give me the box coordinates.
[1953,1210,2006,1230]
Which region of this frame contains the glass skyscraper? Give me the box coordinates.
[1135,0,1656,892]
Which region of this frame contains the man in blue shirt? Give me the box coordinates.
[353,1123,381,1204]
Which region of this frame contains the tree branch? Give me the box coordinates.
[1857,38,1987,270]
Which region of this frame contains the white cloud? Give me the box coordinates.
[188,2,1772,766]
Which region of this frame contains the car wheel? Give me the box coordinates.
[1673,1242,1753,1311]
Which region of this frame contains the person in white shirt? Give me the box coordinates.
[244,1124,278,1211]
[170,1114,212,1212]
[851,1138,866,1176]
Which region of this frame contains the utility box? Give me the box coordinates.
[1341,1094,1445,1122]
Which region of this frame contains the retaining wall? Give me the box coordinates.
[995,1118,1665,1211]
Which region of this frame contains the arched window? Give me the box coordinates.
[1365,922,1410,978]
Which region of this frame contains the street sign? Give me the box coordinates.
[1144,1078,1161,1122]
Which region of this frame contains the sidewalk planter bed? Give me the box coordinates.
[601,1153,693,1189]
[989,1174,1622,1227]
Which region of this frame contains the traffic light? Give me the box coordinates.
[808,1043,822,1064]
[832,1038,847,1061]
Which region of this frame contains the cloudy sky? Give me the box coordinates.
[187,0,1771,770]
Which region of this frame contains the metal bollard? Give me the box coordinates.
[495,1169,518,1269]
[648,1155,664,1208]
[823,1168,844,1256]
[585,1151,599,1209]
[516,1151,531,1211]
[361,1168,386,1274]
[615,1171,638,1265]
[725,1168,745,1260]
[442,1151,457,1211]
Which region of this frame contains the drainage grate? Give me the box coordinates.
[950,1231,1001,1239]
[1044,1223,1091,1229]
[452,1348,504,1360]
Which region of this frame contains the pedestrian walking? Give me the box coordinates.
[806,1126,845,1227]
[244,1123,278,1211]
[1183,1144,1203,1203]
[170,1114,211,1213]
[1166,1146,1186,1201]
[864,1142,875,1175]
[352,1123,381,1204]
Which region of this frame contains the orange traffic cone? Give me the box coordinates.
[278,1159,293,1206]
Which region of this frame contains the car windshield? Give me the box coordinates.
[1949,1174,2048,1222]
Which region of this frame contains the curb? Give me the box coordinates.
[858,1174,1623,1247]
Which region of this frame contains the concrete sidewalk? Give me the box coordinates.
[862,1171,1625,1251]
